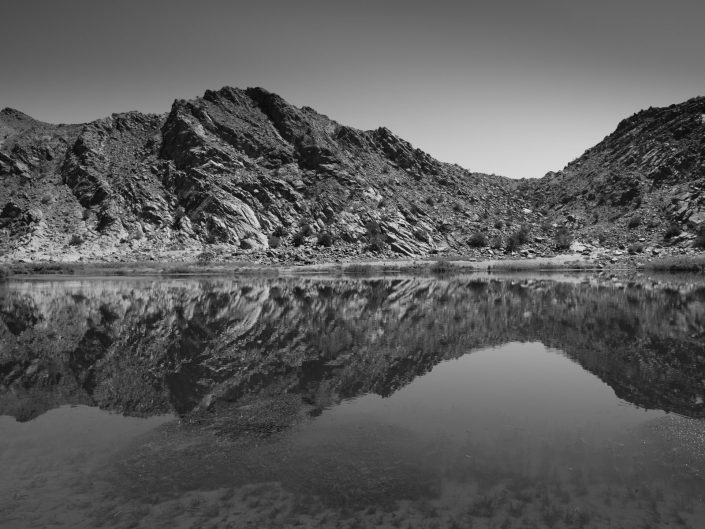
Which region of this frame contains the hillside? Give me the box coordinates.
[1,89,705,264]
[521,96,705,250]
[0,87,539,263]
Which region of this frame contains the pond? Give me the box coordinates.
[1,275,704,528]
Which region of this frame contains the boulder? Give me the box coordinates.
[687,211,705,227]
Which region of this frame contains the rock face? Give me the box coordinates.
[521,96,705,246]
[0,88,536,262]
[2,91,705,262]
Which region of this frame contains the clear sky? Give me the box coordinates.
[1,0,703,178]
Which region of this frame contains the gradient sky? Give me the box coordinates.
[1,0,703,178]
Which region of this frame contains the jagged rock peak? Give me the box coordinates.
[0,107,37,123]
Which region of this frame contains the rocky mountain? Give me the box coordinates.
[521,96,705,248]
[2,89,704,263]
[0,87,539,263]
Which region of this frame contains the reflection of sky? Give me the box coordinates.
[328,342,664,441]
[0,406,172,496]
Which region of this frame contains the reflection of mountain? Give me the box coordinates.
[1,277,704,422]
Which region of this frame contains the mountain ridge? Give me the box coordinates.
[1,87,704,263]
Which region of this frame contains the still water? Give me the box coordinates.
[1,275,704,528]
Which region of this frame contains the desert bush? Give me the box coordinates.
[430,259,457,274]
[365,220,382,236]
[554,227,572,251]
[344,264,375,276]
[69,233,83,246]
[317,231,334,247]
[298,222,313,236]
[664,224,681,240]
[292,231,306,247]
[425,196,435,206]
[627,215,641,229]
[695,226,705,249]
[453,202,463,213]
[646,255,705,272]
[367,233,387,252]
[494,220,503,229]
[627,243,644,254]
[506,225,530,252]
[490,235,503,249]
[272,225,287,237]
[196,250,215,264]
[467,232,488,248]
[268,235,281,249]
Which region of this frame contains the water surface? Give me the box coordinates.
[1,275,704,528]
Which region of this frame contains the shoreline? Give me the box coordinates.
[2,252,704,284]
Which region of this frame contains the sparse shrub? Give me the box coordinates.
[272,225,287,237]
[344,264,374,276]
[69,233,83,246]
[317,231,334,247]
[695,226,705,249]
[365,220,382,236]
[268,235,281,249]
[646,255,705,272]
[367,233,387,252]
[430,259,457,274]
[554,227,572,251]
[425,196,435,206]
[490,235,503,249]
[627,215,641,229]
[494,220,503,230]
[664,224,681,240]
[298,222,313,236]
[292,230,306,247]
[506,225,530,252]
[627,243,644,254]
[196,250,215,264]
[467,232,488,248]
[453,202,463,213]
[174,206,185,222]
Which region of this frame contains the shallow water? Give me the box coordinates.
[1,275,704,528]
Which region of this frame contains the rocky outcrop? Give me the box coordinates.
[1,87,537,262]
[2,90,705,262]
[521,97,705,248]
